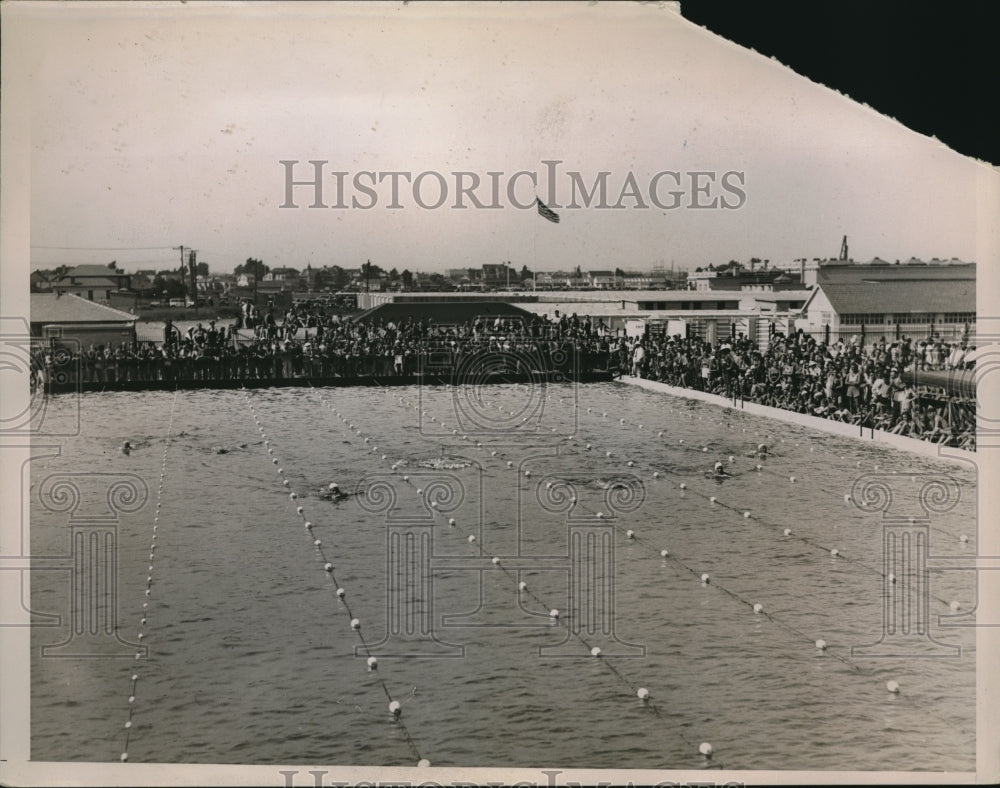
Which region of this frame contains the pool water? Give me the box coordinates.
[30,382,978,770]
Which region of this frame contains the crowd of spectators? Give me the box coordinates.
[31,308,613,386]
[619,330,976,450]
[29,300,976,450]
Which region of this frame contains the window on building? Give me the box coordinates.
[841,313,884,326]
[941,312,976,324]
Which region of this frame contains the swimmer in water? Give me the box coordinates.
[707,460,733,481]
[121,441,132,456]
[320,482,348,502]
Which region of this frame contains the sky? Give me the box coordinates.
[11,1,993,275]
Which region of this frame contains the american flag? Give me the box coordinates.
[536,197,560,224]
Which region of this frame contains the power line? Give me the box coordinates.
[32,260,177,266]
[30,245,178,251]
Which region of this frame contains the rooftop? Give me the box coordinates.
[816,278,975,314]
[352,300,536,325]
[53,276,123,289]
[64,264,126,278]
[31,293,137,324]
[817,262,975,284]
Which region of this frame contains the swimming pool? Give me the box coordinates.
[30,381,978,770]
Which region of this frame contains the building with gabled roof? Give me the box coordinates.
[588,271,616,288]
[352,299,535,326]
[50,264,131,302]
[263,266,300,282]
[31,292,137,348]
[801,262,975,343]
[30,270,53,292]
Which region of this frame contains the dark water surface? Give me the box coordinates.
[30,383,977,770]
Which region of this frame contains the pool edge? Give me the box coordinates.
[619,375,976,468]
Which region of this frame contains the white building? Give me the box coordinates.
[800,262,975,343]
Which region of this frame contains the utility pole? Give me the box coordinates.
[174,245,186,306]
[188,249,199,316]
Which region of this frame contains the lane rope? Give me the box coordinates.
[243,389,430,767]
[120,387,179,763]
[318,385,727,766]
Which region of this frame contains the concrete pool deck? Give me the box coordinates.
[620,375,976,468]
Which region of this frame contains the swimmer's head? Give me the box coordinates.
[328,483,339,491]
[758,444,768,454]
[714,461,724,471]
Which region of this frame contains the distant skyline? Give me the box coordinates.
[16,2,990,277]
[28,254,978,278]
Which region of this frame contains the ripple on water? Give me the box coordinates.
[29,385,975,770]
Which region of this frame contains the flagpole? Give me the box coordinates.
[533,196,560,290]
[533,196,538,291]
